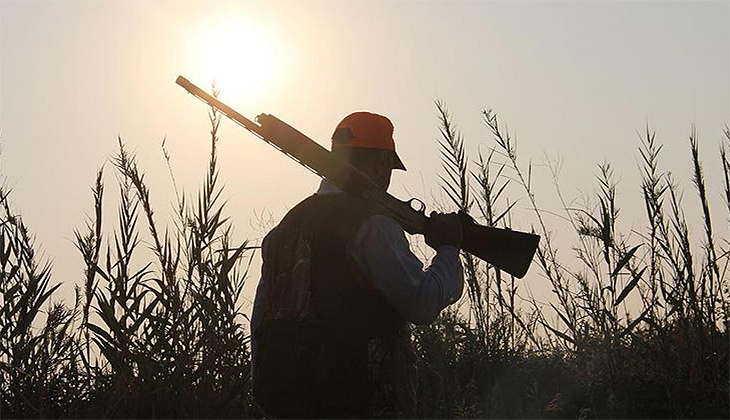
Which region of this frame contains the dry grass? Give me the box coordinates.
[0,100,727,418]
[416,103,729,418]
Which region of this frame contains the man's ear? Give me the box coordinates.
[331,147,350,162]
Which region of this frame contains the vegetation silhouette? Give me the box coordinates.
[0,98,727,418]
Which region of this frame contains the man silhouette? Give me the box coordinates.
[251,111,464,418]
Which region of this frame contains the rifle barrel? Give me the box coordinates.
[175,76,263,137]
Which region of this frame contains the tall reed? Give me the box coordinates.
[0,99,727,418]
[76,87,257,418]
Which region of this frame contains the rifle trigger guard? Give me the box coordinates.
[408,198,426,214]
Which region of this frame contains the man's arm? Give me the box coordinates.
[350,214,464,325]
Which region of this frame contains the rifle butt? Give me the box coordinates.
[460,217,539,279]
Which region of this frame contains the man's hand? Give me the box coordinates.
[425,211,463,250]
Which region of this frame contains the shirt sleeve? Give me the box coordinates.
[350,214,464,325]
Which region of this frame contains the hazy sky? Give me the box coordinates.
[1,0,728,313]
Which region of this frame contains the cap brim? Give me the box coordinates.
[392,152,406,171]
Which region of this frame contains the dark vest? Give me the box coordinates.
[252,193,411,418]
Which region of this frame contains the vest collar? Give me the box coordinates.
[316,179,343,195]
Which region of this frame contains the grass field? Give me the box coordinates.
[1,100,727,418]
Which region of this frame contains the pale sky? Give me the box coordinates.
[1,0,728,314]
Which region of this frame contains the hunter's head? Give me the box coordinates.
[331,111,406,191]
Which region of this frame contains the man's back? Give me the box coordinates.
[251,192,412,418]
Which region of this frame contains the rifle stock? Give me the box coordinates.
[176,75,540,278]
[459,214,539,279]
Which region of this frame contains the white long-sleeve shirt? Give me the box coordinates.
[315,180,463,324]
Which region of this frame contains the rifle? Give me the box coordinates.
[176,76,540,278]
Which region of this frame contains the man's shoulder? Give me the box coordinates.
[268,193,383,240]
[363,213,402,229]
[355,213,406,245]
[263,194,319,239]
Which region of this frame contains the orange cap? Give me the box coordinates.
[331,112,406,170]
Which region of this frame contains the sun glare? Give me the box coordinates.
[194,19,279,100]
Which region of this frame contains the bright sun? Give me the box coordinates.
[194,19,279,100]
